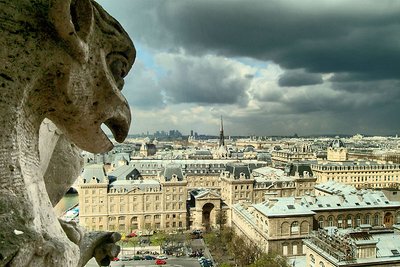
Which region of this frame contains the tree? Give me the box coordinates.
[216,210,227,230]
[249,253,290,267]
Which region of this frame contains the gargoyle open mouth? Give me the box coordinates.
[104,115,130,144]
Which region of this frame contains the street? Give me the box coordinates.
[85,257,201,267]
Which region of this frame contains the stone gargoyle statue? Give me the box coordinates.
[0,0,135,266]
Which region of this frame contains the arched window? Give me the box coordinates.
[281,222,290,236]
[318,216,325,228]
[301,221,310,235]
[346,215,352,228]
[374,213,381,226]
[319,261,325,267]
[396,212,400,224]
[356,214,362,227]
[328,216,334,227]
[337,215,343,228]
[291,221,299,235]
[365,214,371,225]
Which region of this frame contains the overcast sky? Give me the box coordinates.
[97,0,400,136]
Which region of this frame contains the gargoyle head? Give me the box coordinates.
[45,0,136,153]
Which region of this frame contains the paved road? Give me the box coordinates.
[85,257,201,267]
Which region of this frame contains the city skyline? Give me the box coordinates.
[98,0,400,137]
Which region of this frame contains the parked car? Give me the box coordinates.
[120,256,131,261]
[157,255,168,260]
[127,232,137,237]
[144,255,156,260]
[133,255,144,260]
[112,257,119,261]
[155,259,167,265]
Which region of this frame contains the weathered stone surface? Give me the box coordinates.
[0,0,135,266]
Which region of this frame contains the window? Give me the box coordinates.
[365,214,371,225]
[356,214,361,227]
[346,215,352,228]
[282,244,288,256]
[318,216,324,228]
[291,221,299,234]
[337,215,343,228]
[310,254,315,267]
[374,214,381,226]
[328,216,334,227]
[292,243,298,255]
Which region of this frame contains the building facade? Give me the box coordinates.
[231,181,400,257]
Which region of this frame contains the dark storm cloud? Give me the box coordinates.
[101,0,400,81]
[96,0,400,135]
[155,53,252,105]
[278,69,323,87]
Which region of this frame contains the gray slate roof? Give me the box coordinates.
[162,164,184,181]
[81,164,107,183]
[108,165,142,181]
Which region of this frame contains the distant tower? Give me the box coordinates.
[327,139,347,161]
[219,116,225,147]
[215,116,228,159]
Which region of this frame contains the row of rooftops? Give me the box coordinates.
[234,181,400,218]
[80,161,314,191]
[312,159,400,169]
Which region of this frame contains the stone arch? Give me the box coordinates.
[202,203,215,231]
[281,221,290,236]
[384,212,393,228]
[300,220,310,235]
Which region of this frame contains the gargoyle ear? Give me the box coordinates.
[49,0,94,64]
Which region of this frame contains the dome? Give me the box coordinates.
[329,139,345,148]
[243,145,255,152]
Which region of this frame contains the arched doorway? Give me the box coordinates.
[384,212,393,228]
[202,203,214,231]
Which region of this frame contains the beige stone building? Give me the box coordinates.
[311,160,400,189]
[79,164,188,233]
[78,160,309,234]
[231,181,400,257]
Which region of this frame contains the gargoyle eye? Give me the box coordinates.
[107,53,128,90]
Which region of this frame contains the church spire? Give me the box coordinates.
[219,115,225,147]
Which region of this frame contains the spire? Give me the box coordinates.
[219,115,225,147]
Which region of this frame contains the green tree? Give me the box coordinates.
[216,210,227,230]
[249,253,290,267]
